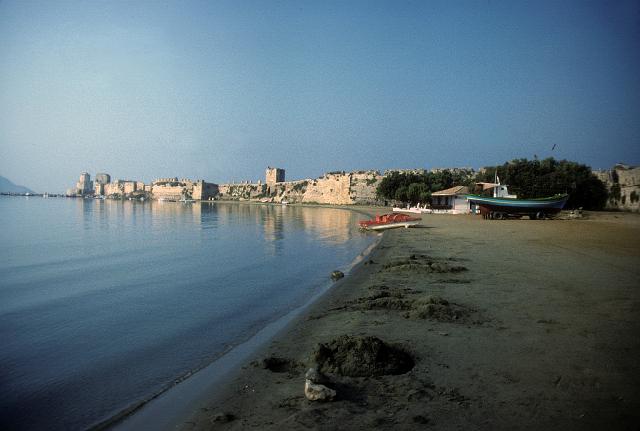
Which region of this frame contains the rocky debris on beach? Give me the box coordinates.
[304,380,336,401]
[312,335,414,377]
[558,209,585,219]
[382,254,467,274]
[331,270,345,281]
[304,368,336,401]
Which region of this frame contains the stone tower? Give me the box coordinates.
[265,167,285,194]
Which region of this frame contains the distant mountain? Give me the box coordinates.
[0,175,35,194]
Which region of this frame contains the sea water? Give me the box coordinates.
[0,197,375,430]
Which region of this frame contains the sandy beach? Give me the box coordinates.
[178,211,640,430]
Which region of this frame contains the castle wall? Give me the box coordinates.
[348,171,384,204]
[301,173,352,205]
[218,183,266,200]
[152,185,185,201]
[216,170,383,205]
[104,182,123,196]
[193,181,219,200]
[594,165,640,212]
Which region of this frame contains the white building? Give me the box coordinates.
[431,186,471,214]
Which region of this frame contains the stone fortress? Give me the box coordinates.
[68,163,640,211]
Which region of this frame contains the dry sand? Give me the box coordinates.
[179,211,640,430]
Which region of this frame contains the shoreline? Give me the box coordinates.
[103,205,382,430]
[177,211,640,430]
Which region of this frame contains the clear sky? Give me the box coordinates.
[1,0,639,192]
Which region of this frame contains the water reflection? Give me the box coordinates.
[200,202,360,245]
[75,200,361,250]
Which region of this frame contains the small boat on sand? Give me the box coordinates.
[359,213,421,230]
[466,194,569,219]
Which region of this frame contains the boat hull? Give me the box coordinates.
[392,207,422,214]
[363,220,420,231]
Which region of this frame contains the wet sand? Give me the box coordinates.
[179,211,640,430]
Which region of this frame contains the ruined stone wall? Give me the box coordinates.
[270,180,308,203]
[300,173,353,205]
[218,183,266,200]
[348,171,384,204]
[594,164,640,212]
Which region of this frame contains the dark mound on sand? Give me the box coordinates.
[256,356,304,373]
[382,256,467,274]
[313,335,414,377]
[409,296,468,321]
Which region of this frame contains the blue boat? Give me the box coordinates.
[466,193,569,219]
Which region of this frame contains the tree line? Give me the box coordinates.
[376,169,474,205]
[376,158,608,210]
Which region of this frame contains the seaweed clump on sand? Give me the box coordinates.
[409,296,467,321]
[312,335,414,377]
[381,255,467,274]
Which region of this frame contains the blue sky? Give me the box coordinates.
[1,0,639,192]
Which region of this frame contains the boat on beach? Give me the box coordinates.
[465,178,569,219]
[358,213,421,230]
[466,193,569,219]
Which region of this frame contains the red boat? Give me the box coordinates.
[358,213,421,230]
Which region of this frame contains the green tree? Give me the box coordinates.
[407,183,430,205]
[376,169,473,204]
[394,185,409,202]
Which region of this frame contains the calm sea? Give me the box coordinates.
[0,197,375,430]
